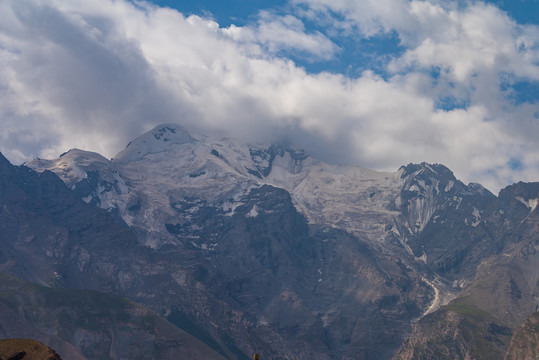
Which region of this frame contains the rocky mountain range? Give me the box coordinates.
[1,123,538,359]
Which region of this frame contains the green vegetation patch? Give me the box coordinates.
[444,296,496,321]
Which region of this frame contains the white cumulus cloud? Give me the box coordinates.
[0,0,538,192]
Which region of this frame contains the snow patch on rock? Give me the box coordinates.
[517,196,539,213]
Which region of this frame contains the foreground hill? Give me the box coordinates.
[0,338,61,360]
[0,274,225,360]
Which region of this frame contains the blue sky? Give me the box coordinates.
[492,0,539,24]
[153,0,539,27]
[0,0,539,192]
[151,0,289,26]
[151,0,539,76]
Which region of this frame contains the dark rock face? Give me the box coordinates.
[248,144,307,178]
[395,162,498,280]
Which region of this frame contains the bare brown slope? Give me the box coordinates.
[0,338,61,360]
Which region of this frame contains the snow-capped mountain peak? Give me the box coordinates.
[113,124,196,163]
[25,148,112,188]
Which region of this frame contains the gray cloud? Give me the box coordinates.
[0,0,195,161]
